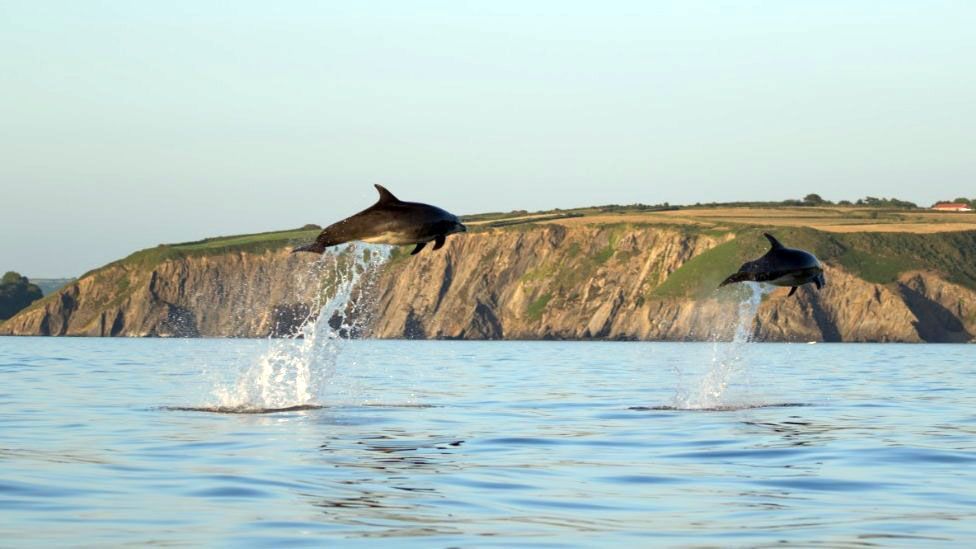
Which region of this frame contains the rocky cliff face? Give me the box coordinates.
[0,251,324,337]
[371,224,728,339]
[3,224,974,342]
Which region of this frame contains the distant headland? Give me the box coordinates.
[2,199,975,342]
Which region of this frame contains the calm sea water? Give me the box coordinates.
[1,337,975,547]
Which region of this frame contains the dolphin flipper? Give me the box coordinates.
[788,286,798,297]
[432,234,446,251]
[411,242,427,255]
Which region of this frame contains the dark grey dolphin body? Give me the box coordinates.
[719,233,825,297]
[293,184,466,255]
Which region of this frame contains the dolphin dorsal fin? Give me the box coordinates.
[763,232,785,250]
[374,184,401,204]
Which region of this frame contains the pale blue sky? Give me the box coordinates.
[2,1,974,276]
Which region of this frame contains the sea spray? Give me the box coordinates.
[671,282,770,410]
[211,244,391,411]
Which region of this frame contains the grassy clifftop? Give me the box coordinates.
[462,205,976,298]
[94,227,322,274]
[652,227,976,297]
[95,203,976,279]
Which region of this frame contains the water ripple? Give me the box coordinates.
[2,339,976,545]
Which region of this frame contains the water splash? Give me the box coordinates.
[211,244,391,412]
[671,282,770,410]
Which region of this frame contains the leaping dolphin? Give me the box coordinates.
[719,233,825,297]
[293,184,467,255]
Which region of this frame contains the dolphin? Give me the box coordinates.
[293,184,467,255]
[719,233,825,297]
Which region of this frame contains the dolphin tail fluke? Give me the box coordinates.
[718,271,755,287]
[292,242,327,254]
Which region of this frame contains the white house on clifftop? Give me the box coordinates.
[931,202,974,212]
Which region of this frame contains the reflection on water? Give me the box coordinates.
[162,404,327,414]
[741,417,855,448]
[633,402,810,412]
[2,339,976,546]
[161,403,441,414]
[310,433,467,539]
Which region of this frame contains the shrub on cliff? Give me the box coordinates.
[0,272,43,320]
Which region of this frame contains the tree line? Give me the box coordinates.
[694,194,975,210]
[0,272,43,321]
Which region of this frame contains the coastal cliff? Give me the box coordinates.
[2,223,975,342]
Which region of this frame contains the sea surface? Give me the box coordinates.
[1,337,975,547]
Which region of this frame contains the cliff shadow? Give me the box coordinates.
[402,309,427,339]
[897,283,972,343]
[461,301,504,339]
[808,296,842,343]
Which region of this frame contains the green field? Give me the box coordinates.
[651,226,976,297]
[88,227,322,276]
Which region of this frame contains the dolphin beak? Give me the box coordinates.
[458,223,468,233]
